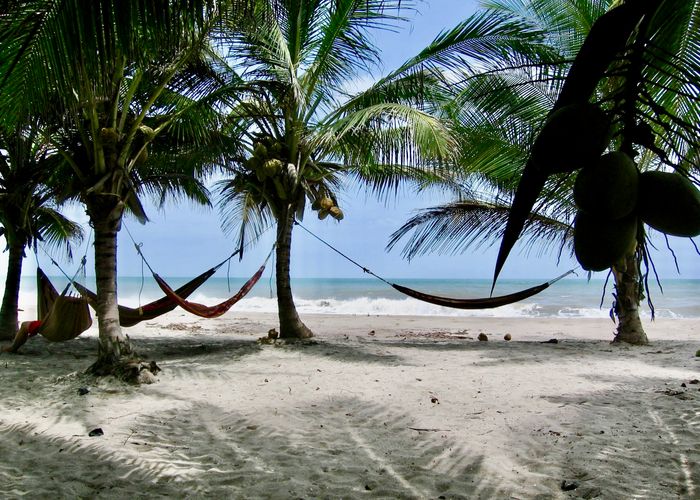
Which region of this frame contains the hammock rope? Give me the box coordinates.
[293,220,393,286]
[72,265,224,327]
[45,234,241,327]
[294,219,575,310]
[126,226,275,319]
[149,246,275,318]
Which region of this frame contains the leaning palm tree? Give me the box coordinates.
[216,0,458,339]
[0,1,241,376]
[0,124,84,340]
[390,0,700,345]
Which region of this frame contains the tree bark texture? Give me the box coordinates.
[275,205,313,339]
[0,239,24,340]
[85,194,135,372]
[612,253,648,345]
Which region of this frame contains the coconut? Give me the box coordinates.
[573,151,638,220]
[270,141,284,156]
[319,197,334,210]
[531,102,611,174]
[329,206,344,220]
[100,127,119,148]
[638,171,700,237]
[263,158,283,177]
[311,199,321,211]
[245,157,261,172]
[317,209,330,220]
[574,211,638,271]
[138,124,156,140]
[253,143,268,160]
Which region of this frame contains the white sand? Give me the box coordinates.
[1,312,698,498]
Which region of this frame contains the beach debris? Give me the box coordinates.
[368,330,375,336]
[541,338,559,344]
[114,359,160,385]
[77,387,90,396]
[660,388,692,399]
[478,333,488,341]
[695,350,700,357]
[88,428,104,437]
[409,427,451,432]
[258,328,279,344]
[561,480,579,491]
[504,333,512,341]
[430,394,440,404]
[689,379,699,384]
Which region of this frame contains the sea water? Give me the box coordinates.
[17,273,700,319]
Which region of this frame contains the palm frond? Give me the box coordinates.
[387,198,572,261]
[34,206,85,261]
[217,177,274,253]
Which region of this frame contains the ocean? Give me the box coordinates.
[18,273,700,320]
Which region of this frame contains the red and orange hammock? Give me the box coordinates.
[136,245,274,319]
[70,247,270,324]
[73,264,220,326]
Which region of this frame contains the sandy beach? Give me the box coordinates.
[1,312,698,499]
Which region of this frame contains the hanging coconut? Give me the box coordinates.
[245,156,261,172]
[138,124,156,140]
[573,151,638,220]
[531,102,611,174]
[329,206,344,220]
[270,141,284,156]
[311,199,322,211]
[319,197,334,210]
[263,158,283,177]
[318,209,330,220]
[100,127,119,149]
[574,211,638,272]
[253,142,268,160]
[638,171,700,237]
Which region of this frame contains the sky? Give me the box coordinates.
[8,0,700,282]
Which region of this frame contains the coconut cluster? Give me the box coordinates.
[311,196,344,221]
[531,103,700,271]
[243,135,304,201]
[245,136,288,182]
[572,150,700,271]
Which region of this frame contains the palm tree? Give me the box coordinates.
[389,0,700,345]
[0,1,241,375]
[216,0,458,339]
[0,124,84,340]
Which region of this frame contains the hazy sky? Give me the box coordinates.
[14,0,700,283]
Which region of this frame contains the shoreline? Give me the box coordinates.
[2,313,698,498]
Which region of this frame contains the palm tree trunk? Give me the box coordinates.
[0,238,24,340]
[85,194,135,373]
[612,253,648,345]
[276,205,313,339]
